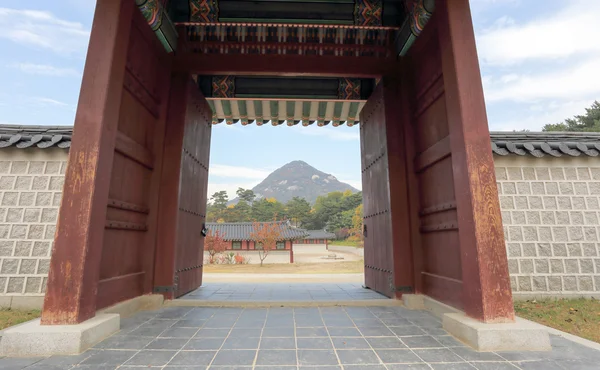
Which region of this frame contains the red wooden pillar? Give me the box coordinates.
[290,242,294,264]
[41,0,135,325]
[438,0,515,322]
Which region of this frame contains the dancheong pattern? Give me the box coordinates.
[338,78,362,100]
[190,0,219,22]
[136,0,162,31]
[405,0,433,36]
[354,0,383,26]
[212,76,235,98]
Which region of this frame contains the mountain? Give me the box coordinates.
[237,160,359,204]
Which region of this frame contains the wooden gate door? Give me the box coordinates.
[173,80,212,298]
[360,85,394,297]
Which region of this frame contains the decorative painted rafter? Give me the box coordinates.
[189,0,219,22]
[354,0,383,27]
[397,0,435,56]
[136,0,178,52]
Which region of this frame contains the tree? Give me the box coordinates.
[543,101,600,132]
[236,188,256,204]
[285,197,311,227]
[209,191,229,221]
[249,221,282,266]
[204,229,228,263]
[251,198,286,221]
[351,204,363,245]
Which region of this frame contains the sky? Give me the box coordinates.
[0,0,599,198]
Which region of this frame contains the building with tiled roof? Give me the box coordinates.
[295,230,337,245]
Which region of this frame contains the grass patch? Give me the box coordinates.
[514,298,600,343]
[329,239,363,248]
[204,260,364,274]
[0,308,40,331]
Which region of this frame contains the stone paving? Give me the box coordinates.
[1,305,600,369]
[180,283,387,301]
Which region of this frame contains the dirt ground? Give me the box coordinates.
[204,260,364,274]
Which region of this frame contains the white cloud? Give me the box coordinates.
[339,179,362,190]
[209,164,273,179]
[208,182,259,199]
[10,63,81,77]
[33,97,70,107]
[489,100,595,131]
[0,8,90,55]
[475,0,600,65]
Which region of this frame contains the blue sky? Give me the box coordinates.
[1,0,599,198]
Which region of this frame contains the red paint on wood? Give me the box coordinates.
[41,0,136,325]
[437,0,514,322]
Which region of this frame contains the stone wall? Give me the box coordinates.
[495,155,600,298]
[0,148,67,308]
[1,147,599,308]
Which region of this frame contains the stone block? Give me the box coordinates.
[584,212,598,225]
[28,162,45,174]
[37,259,50,274]
[6,208,24,222]
[507,243,521,257]
[10,161,28,174]
[582,243,598,256]
[14,241,32,256]
[529,196,543,209]
[526,211,541,225]
[10,296,44,310]
[53,192,62,206]
[587,197,600,209]
[548,276,562,291]
[7,277,24,293]
[0,161,10,174]
[578,276,594,291]
[584,227,597,241]
[35,192,52,206]
[568,226,584,241]
[510,276,517,290]
[512,211,525,224]
[545,182,559,195]
[549,259,564,273]
[25,277,41,293]
[564,260,579,273]
[517,182,531,195]
[508,227,523,241]
[577,167,591,180]
[48,176,64,190]
[18,192,35,206]
[508,260,519,274]
[567,243,582,256]
[563,276,577,291]
[543,197,557,209]
[19,259,37,274]
[595,276,600,291]
[1,258,19,274]
[501,211,511,224]
[534,259,549,273]
[523,167,535,180]
[41,277,47,293]
[0,240,14,256]
[23,208,41,223]
[507,167,523,180]
[60,162,67,174]
[591,168,600,180]
[557,197,572,210]
[28,225,45,239]
[499,196,514,209]
[517,276,532,291]
[10,225,27,239]
[574,183,589,195]
[522,227,538,242]
[538,227,552,242]
[503,182,516,194]
[0,277,6,294]
[570,211,584,225]
[519,260,534,273]
[443,313,551,352]
[553,227,568,242]
[541,211,555,225]
[555,211,570,224]
[45,225,56,240]
[595,259,600,273]
[572,197,586,210]
[32,241,51,257]
[535,167,550,180]
[41,208,58,223]
[580,259,594,273]
[531,182,545,195]
[32,176,49,190]
[537,243,552,257]
[45,162,61,174]
[0,208,5,222]
[0,224,10,239]
[590,182,600,195]
[495,168,507,180]
[522,243,536,257]
[532,277,547,291]
[564,167,577,179]
[2,192,18,206]
[559,183,574,195]
[515,196,528,209]
[0,176,15,190]
[0,314,120,356]
[401,294,424,310]
[15,176,32,190]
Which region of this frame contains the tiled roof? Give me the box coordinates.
[0,125,72,149]
[206,221,309,241]
[303,230,337,240]
[490,132,600,158]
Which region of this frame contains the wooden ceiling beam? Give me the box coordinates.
[173,53,397,78]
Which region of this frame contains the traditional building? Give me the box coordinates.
[205,221,308,251]
[295,230,337,246]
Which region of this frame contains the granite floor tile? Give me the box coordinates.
[167,350,216,366]
[80,350,136,365]
[374,349,423,364]
[256,349,297,365]
[332,337,371,349]
[336,349,381,365]
[124,350,177,366]
[184,337,225,350]
[210,350,257,366]
[297,349,339,366]
[401,335,444,349]
[297,337,334,349]
[145,338,189,350]
[221,336,261,349]
[260,337,297,349]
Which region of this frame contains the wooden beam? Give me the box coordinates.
[115,131,154,169]
[41,0,135,325]
[438,0,515,323]
[414,135,451,173]
[174,53,397,78]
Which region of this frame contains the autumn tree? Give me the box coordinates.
[249,221,283,266]
[204,229,228,263]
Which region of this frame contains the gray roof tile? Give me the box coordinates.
[303,230,336,239]
[206,221,309,241]
[0,125,72,149]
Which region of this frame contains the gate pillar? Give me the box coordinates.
[41,0,135,325]
[438,0,514,322]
